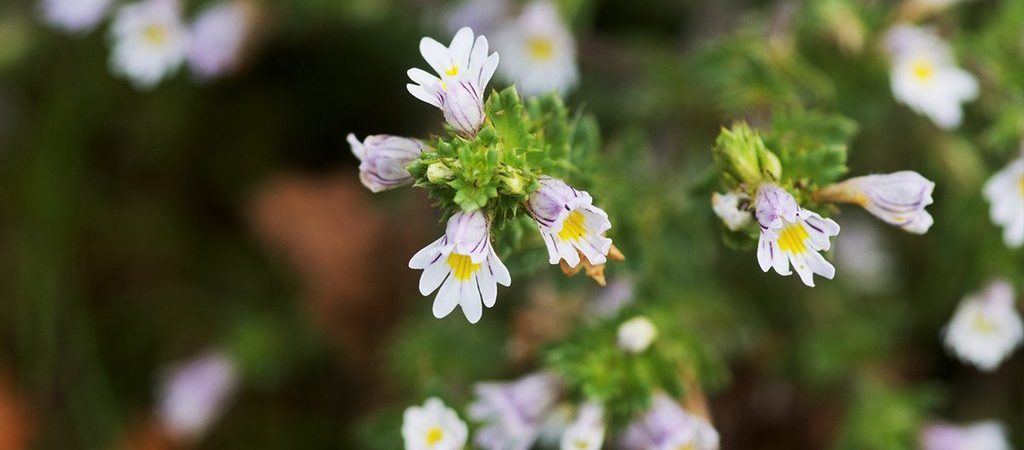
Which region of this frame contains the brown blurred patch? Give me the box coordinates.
[0,372,32,450]
[118,419,178,450]
[509,283,585,363]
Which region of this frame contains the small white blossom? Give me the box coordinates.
[407,27,500,137]
[983,155,1024,248]
[819,171,935,234]
[755,185,840,287]
[409,211,511,324]
[944,280,1023,372]
[711,191,752,231]
[187,0,256,80]
[494,1,578,96]
[157,351,237,441]
[617,316,658,354]
[526,176,613,267]
[109,0,190,89]
[469,372,562,450]
[40,0,111,33]
[886,25,977,129]
[402,397,469,450]
[444,0,510,35]
[921,421,1011,450]
[619,394,720,450]
[347,134,425,193]
[560,403,604,450]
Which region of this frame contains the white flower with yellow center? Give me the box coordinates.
[526,176,613,268]
[347,134,426,193]
[755,185,840,287]
[109,0,189,89]
[402,397,469,450]
[983,155,1024,248]
[944,280,1023,372]
[559,403,605,450]
[41,0,111,33]
[921,421,1010,450]
[711,191,752,231]
[409,211,511,324]
[617,316,658,354]
[407,27,499,137]
[815,171,935,234]
[887,25,977,129]
[494,1,578,96]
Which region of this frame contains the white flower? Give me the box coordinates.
[817,171,935,234]
[157,351,237,441]
[347,134,426,193]
[402,397,469,450]
[617,316,658,354]
[409,211,511,324]
[444,0,510,35]
[944,280,1023,372]
[887,25,978,129]
[494,1,578,96]
[41,0,111,33]
[755,185,840,287]
[187,0,256,80]
[711,191,752,231]
[619,394,720,450]
[469,372,562,450]
[983,155,1024,248]
[920,421,1010,450]
[109,0,190,89]
[526,176,613,267]
[559,403,604,450]
[407,27,499,137]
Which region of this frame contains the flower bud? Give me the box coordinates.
[426,162,455,184]
[617,316,658,354]
[441,79,486,137]
[711,191,752,231]
[713,122,782,187]
[816,171,935,234]
[347,134,425,193]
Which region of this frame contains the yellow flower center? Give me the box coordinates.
[447,253,481,281]
[1017,176,1024,194]
[677,444,696,450]
[426,427,444,446]
[777,223,809,255]
[971,313,998,334]
[573,440,592,449]
[445,65,460,77]
[558,211,587,241]
[527,37,555,61]
[911,60,934,82]
[143,25,167,45]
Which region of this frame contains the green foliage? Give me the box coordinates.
[835,378,940,450]
[766,109,857,202]
[713,121,782,190]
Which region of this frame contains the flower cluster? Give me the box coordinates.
[349,27,619,323]
[41,0,260,88]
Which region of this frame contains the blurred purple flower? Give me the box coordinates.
[40,0,111,33]
[188,0,257,80]
[469,372,562,450]
[619,393,720,450]
[157,351,238,441]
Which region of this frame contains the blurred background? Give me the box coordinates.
[0,0,1021,448]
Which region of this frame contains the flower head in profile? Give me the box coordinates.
[348,134,426,193]
[494,1,578,96]
[157,351,237,441]
[755,185,840,287]
[617,316,658,354]
[527,176,613,269]
[559,403,605,450]
[402,397,469,450]
[619,394,720,450]
[469,372,562,450]
[409,211,511,324]
[886,25,978,129]
[407,27,500,137]
[944,280,1023,372]
[920,421,1010,450]
[187,0,258,80]
[815,171,935,234]
[41,0,111,33]
[983,155,1024,248]
[711,191,752,231]
[109,0,190,89]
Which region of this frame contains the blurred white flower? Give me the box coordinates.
[444,0,510,35]
[526,176,613,267]
[347,134,425,193]
[187,0,257,80]
[402,397,469,450]
[712,191,752,231]
[407,27,499,137]
[886,25,977,129]
[817,171,935,234]
[109,0,189,89]
[944,280,1023,372]
[619,393,720,450]
[921,421,1011,450]
[617,316,658,354]
[40,0,111,33]
[409,211,511,324]
[157,351,237,441]
[755,184,840,287]
[559,403,604,450]
[983,155,1024,248]
[494,1,578,96]
[469,372,562,450]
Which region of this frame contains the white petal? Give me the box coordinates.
[419,36,450,76]
[489,248,511,287]
[461,275,483,323]
[419,259,451,296]
[805,250,836,280]
[789,253,816,287]
[477,266,497,308]
[409,237,445,269]
[757,234,773,272]
[449,27,475,69]
[432,275,461,319]
[407,83,441,108]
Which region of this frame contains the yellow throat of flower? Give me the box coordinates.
[527,37,555,61]
[1017,175,1024,194]
[777,223,809,255]
[447,253,481,281]
[558,211,587,241]
[143,25,168,45]
[445,65,460,77]
[426,427,444,446]
[911,60,935,82]
[971,312,998,334]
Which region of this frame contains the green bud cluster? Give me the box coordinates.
[713,122,782,190]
